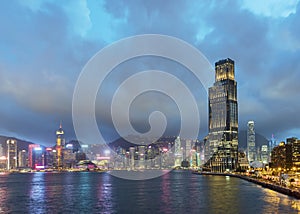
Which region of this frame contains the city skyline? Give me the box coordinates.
[0,1,300,145]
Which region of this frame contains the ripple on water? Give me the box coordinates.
[0,172,299,213]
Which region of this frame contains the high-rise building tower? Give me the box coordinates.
[28,144,41,169]
[18,150,28,168]
[261,145,269,164]
[174,136,182,167]
[269,134,277,152]
[247,121,256,162]
[207,58,238,172]
[56,122,64,168]
[129,147,135,170]
[7,139,17,170]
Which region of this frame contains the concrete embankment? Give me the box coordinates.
[193,171,300,199]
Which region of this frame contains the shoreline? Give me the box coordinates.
[193,171,300,199]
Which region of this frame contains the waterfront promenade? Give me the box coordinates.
[193,171,300,199]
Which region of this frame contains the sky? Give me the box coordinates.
[0,0,300,146]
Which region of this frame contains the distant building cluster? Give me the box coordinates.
[99,136,205,170]
[271,137,300,171]
[0,124,208,171]
[80,136,206,170]
[245,121,272,168]
[0,124,87,171]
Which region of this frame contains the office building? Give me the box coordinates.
[207,58,238,172]
[45,147,56,168]
[28,144,41,169]
[56,122,64,168]
[271,138,300,170]
[174,136,182,167]
[138,145,146,169]
[271,142,287,169]
[0,143,5,168]
[18,150,28,168]
[261,145,269,164]
[7,139,17,170]
[63,143,76,168]
[291,138,300,168]
[269,134,277,151]
[32,147,45,170]
[247,121,256,162]
[129,147,135,170]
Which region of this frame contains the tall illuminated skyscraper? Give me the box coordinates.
[18,150,28,168]
[174,136,182,167]
[7,139,17,170]
[28,144,40,169]
[129,147,135,170]
[269,134,276,152]
[247,121,256,162]
[261,145,269,164]
[56,122,64,168]
[207,58,238,172]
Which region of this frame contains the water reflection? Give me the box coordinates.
[29,173,46,213]
[161,172,171,211]
[97,172,114,213]
[261,188,300,213]
[0,174,8,213]
[63,172,75,203]
[0,172,300,213]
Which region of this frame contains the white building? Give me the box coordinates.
[174,136,182,167]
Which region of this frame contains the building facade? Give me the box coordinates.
[287,137,300,168]
[261,145,269,164]
[271,138,300,170]
[28,144,41,169]
[7,139,17,170]
[18,150,28,168]
[56,123,65,168]
[247,121,256,162]
[206,58,238,172]
[174,136,182,167]
[271,142,287,169]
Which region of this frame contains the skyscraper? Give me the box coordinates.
[207,58,238,172]
[261,145,269,164]
[174,136,182,167]
[129,147,135,170]
[269,134,277,152]
[28,144,41,169]
[7,139,17,170]
[56,122,65,168]
[247,121,256,162]
[18,150,28,168]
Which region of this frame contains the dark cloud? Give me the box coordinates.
[0,0,299,145]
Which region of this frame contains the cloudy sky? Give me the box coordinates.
[0,0,300,146]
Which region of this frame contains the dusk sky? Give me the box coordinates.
[0,0,300,146]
